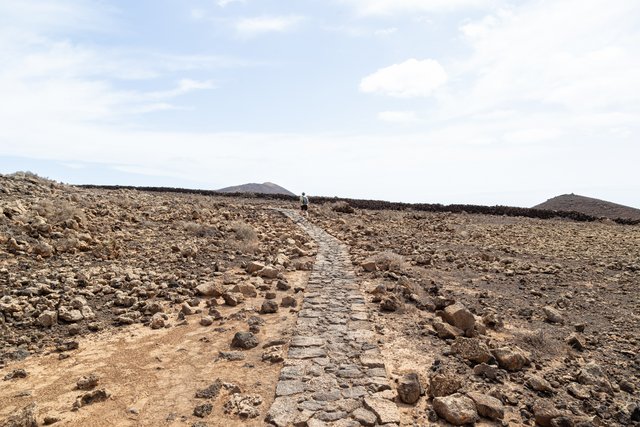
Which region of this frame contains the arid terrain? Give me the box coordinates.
[1,173,638,426]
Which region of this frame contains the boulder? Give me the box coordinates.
[432,393,479,425]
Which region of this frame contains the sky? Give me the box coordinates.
[0,0,639,208]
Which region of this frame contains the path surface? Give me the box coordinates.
[267,211,400,427]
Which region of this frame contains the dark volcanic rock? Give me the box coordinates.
[231,332,258,349]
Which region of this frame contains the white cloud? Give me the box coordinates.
[341,0,496,15]
[360,59,447,97]
[374,27,397,37]
[377,111,419,123]
[447,0,640,117]
[148,79,216,99]
[234,15,303,38]
[218,0,246,7]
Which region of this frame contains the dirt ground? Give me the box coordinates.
[0,271,308,427]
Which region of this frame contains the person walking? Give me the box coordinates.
[300,192,309,216]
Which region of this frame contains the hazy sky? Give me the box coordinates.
[1,0,638,207]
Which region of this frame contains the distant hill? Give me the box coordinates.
[534,194,640,221]
[216,182,295,196]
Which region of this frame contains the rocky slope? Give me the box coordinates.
[534,194,640,221]
[216,182,295,197]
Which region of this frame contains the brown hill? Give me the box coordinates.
[534,193,640,221]
[216,182,295,196]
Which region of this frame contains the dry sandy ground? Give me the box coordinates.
[1,271,308,427]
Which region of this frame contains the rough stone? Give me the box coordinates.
[363,397,400,424]
[467,392,504,420]
[432,393,479,426]
[397,372,421,405]
[491,346,529,371]
[231,331,258,349]
[451,336,493,364]
[443,302,476,331]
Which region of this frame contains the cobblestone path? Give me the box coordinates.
[267,210,400,426]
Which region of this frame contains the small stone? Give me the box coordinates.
[196,380,222,399]
[223,292,244,306]
[76,373,99,390]
[380,295,400,312]
[451,337,493,364]
[280,296,297,308]
[150,312,165,329]
[397,372,421,405]
[566,334,585,351]
[491,346,529,371]
[352,407,377,426]
[196,282,223,297]
[231,332,258,349]
[3,403,38,427]
[429,370,462,397]
[526,374,554,394]
[466,392,504,420]
[276,380,305,396]
[200,316,213,326]
[533,399,563,427]
[260,300,279,314]
[193,403,213,418]
[363,396,400,424]
[3,369,28,381]
[38,310,58,328]
[543,306,564,324]
[73,389,110,409]
[443,302,476,332]
[43,414,61,425]
[432,318,464,339]
[432,393,479,425]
